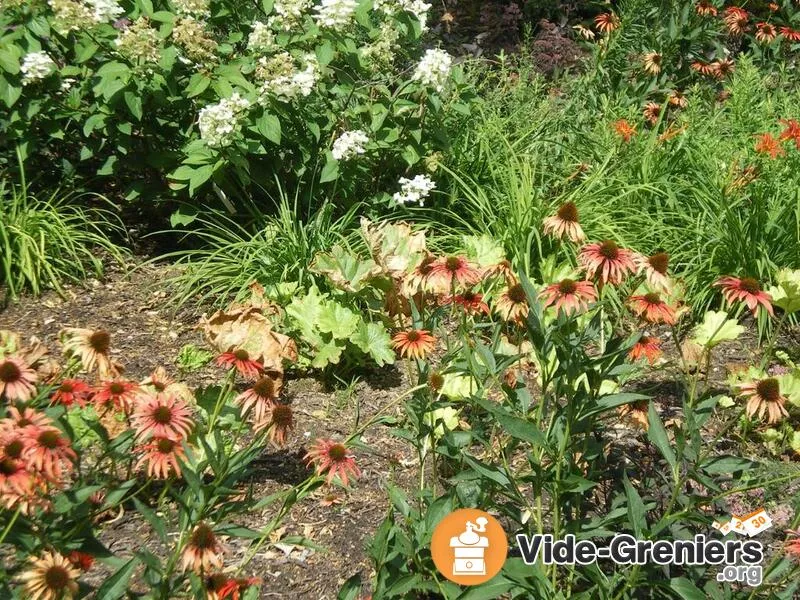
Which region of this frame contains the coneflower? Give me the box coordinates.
[578,240,638,286]
[18,551,80,600]
[392,329,436,360]
[494,283,530,322]
[0,356,38,402]
[542,201,586,243]
[305,439,361,486]
[181,522,225,573]
[539,279,597,315]
[737,377,788,424]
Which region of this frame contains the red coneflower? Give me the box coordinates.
[181,522,225,573]
[695,1,717,17]
[392,329,436,360]
[255,403,294,446]
[22,425,76,483]
[18,551,80,600]
[494,283,530,322]
[235,376,277,423]
[402,253,438,296]
[0,356,38,402]
[642,102,661,125]
[756,22,777,43]
[779,118,800,149]
[131,393,193,441]
[723,6,749,35]
[216,349,263,380]
[628,292,678,325]
[784,529,800,561]
[691,60,715,76]
[779,26,800,42]
[737,377,788,424]
[59,328,118,378]
[635,252,671,292]
[442,290,489,316]
[136,436,186,479]
[540,279,597,315]
[427,256,482,290]
[713,276,774,317]
[305,439,361,486]
[93,379,139,413]
[755,133,785,159]
[668,91,688,108]
[594,12,619,34]
[67,551,94,572]
[642,52,662,75]
[711,58,735,79]
[613,119,637,142]
[618,400,650,430]
[50,379,91,408]
[542,201,586,243]
[205,574,261,600]
[578,240,638,286]
[629,335,662,364]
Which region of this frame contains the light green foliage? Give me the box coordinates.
[692,310,745,348]
[768,269,800,314]
[176,343,214,372]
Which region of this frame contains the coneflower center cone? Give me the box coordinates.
[556,202,579,222]
[644,292,662,304]
[5,439,23,458]
[0,458,17,475]
[406,331,421,343]
[740,278,761,293]
[153,406,173,424]
[44,566,70,590]
[648,252,669,274]
[233,349,250,361]
[38,430,60,449]
[253,377,275,397]
[190,524,216,549]
[328,444,347,461]
[756,378,780,401]
[89,331,111,353]
[507,284,527,303]
[599,240,620,259]
[59,382,75,393]
[272,405,293,425]
[558,279,577,294]
[445,256,461,271]
[0,361,21,383]
[109,382,125,395]
[157,438,176,453]
[428,372,444,391]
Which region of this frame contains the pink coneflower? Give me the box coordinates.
[320,492,344,507]
[691,60,714,76]
[695,2,717,17]
[779,118,800,149]
[1,406,51,431]
[140,366,173,393]
[668,91,688,108]
[594,12,619,34]
[131,393,193,441]
[628,335,662,364]
[540,279,597,315]
[136,436,186,479]
[635,252,671,292]
[402,253,438,296]
[93,379,139,413]
[628,292,678,325]
[392,329,436,360]
[643,102,661,125]
[22,425,76,483]
[780,26,800,42]
[255,403,294,446]
[737,377,788,424]
[50,379,91,408]
[181,522,224,573]
[0,356,38,402]
[613,119,637,142]
[481,259,517,285]
[784,529,800,561]
[711,58,735,79]
[305,439,361,486]
[723,6,749,35]
[542,201,586,243]
[713,276,773,317]
[0,455,35,497]
[427,256,481,290]
[755,133,785,159]
[18,551,80,600]
[578,240,638,286]
[235,376,277,423]
[443,291,489,315]
[216,349,263,380]
[756,22,777,43]
[494,283,530,322]
[59,328,119,378]
[618,400,650,430]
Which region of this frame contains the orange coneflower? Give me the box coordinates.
[711,58,735,79]
[691,60,715,76]
[779,118,800,149]
[539,279,597,315]
[755,133,785,158]
[402,253,438,296]
[642,52,662,75]
[635,252,671,292]
[182,522,225,573]
[140,366,172,394]
[481,259,517,285]
[756,22,777,43]
[427,256,482,290]
[305,439,361,486]
[573,24,596,40]
[392,329,436,360]
[594,12,619,34]
[0,454,35,497]
[0,356,37,402]
[66,551,94,572]
[320,491,344,507]
[205,574,261,600]
[695,1,717,17]
[50,379,91,408]
[628,292,678,325]
[542,201,586,243]
[136,436,186,479]
[18,551,80,600]
[494,283,530,322]
[668,90,688,108]
[255,403,294,446]
[428,371,445,392]
[780,26,800,42]
[60,328,119,378]
[216,349,263,380]
[613,119,637,142]
[714,276,773,316]
[618,400,650,430]
[784,529,800,561]
[723,6,749,35]
[132,393,193,441]
[642,102,661,125]
[235,376,277,423]
[93,379,140,413]
[737,377,789,424]
[629,335,662,364]
[443,291,490,316]
[22,425,76,483]
[578,240,638,286]
[0,464,47,514]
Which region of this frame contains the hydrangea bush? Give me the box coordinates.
[0,0,472,213]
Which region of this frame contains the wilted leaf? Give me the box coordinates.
[310,245,380,292]
[360,217,426,277]
[692,311,744,348]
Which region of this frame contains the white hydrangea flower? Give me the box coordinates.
[332,130,369,161]
[198,92,251,148]
[393,175,436,206]
[248,21,275,52]
[259,54,319,103]
[20,51,57,86]
[314,0,358,30]
[87,0,124,22]
[60,77,77,92]
[172,0,210,18]
[374,0,431,31]
[274,0,311,20]
[412,48,453,93]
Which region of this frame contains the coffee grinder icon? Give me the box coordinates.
[449,517,490,576]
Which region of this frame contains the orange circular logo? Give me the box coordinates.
[431,508,508,586]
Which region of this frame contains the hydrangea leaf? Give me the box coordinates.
[310,245,379,293]
[692,310,744,348]
[777,371,800,407]
[286,286,326,344]
[768,269,800,314]
[316,302,360,340]
[311,341,344,369]
[462,234,505,267]
[352,321,395,366]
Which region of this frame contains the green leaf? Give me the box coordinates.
[768,269,800,314]
[186,72,212,97]
[462,234,505,267]
[96,557,139,600]
[457,576,515,600]
[170,206,198,227]
[0,76,22,108]
[623,472,646,537]
[701,455,759,475]
[255,113,281,144]
[670,577,707,600]
[647,402,676,469]
[0,49,20,74]
[124,91,143,121]
[311,341,344,368]
[310,245,378,292]
[475,398,544,446]
[352,322,395,366]
[337,574,361,600]
[692,311,744,348]
[188,164,215,195]
[317,303,359,340]
[319,153,339,183]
